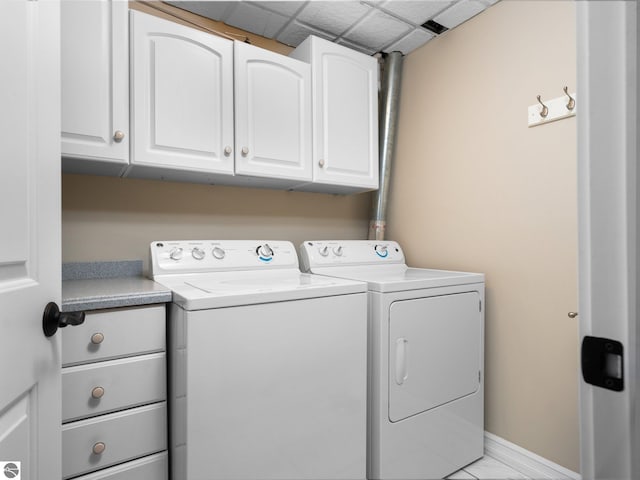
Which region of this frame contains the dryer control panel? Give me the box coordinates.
[150,240,299,277]
[300,240,405,271]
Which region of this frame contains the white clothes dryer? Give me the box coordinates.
[150,240,368,480]
[300,240,485,480]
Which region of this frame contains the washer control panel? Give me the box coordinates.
[300,240,405,271]
[151,240,298,276]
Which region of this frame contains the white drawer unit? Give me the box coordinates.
[62,352,166,423]
[62,402,167,479]
[62,305,165,366]
[70,451,168,480]
[61,304,168,479]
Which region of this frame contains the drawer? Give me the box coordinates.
[70,451,168,480]
[62,402,167,479]
[62,353,166,423]
[62,305,165,366]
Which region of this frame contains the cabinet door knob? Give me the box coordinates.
[241,147,249,156]
[91,332,104,344]
[568,312,578,319]
[224,146,232,156]
[91,386,105,399]
[113,130,125,142]
[318,159,325,168]
[92,442,106,455]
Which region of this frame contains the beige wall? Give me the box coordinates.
[62,174,371,273]
[388,0,579,472]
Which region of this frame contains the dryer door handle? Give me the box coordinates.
[395,338,408,385]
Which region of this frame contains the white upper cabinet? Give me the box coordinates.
[234,41,312,184]
[128,11,234,183]
[61,0,129,176]
[290,36,379,194]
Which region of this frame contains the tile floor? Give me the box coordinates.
[447,455,531,480]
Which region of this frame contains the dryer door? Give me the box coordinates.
[388,292,482,422]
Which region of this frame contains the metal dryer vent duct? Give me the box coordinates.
[369,51,404,241]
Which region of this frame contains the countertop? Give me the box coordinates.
[61,260,172,312]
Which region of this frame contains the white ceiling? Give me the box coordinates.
[167,0,500,56]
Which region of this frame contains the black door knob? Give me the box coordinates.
[43,302,85,337]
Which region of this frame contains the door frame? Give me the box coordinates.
[576,1,639,478]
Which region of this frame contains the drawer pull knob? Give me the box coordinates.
[91,386,105,399]
[92,442,106,455]
[91,332,104,344]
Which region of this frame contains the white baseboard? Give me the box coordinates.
[484,432,581,480]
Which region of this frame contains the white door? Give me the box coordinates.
[130,10,234,175]
[311,38,379,189]
[61,0,129,174]
[0,1,62,479]
[577,2,639,479]
[234,41,312,183]
[388,293,481,422]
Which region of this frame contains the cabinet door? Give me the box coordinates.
[61,0,129,174]
[234,42,312,183]
[130,11,234,175]
[309,38,379,190]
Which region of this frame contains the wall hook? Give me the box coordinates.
[536,95,549,118]
[563,86,575,110]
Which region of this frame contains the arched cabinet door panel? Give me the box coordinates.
[130,11,234,176]
[234,41,312,184]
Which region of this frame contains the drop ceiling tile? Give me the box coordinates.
[336,38,378,56]
[224,2,289,39]
[250,1,307,17]
[343,9,412,52]
[379,1,452,26]
[277,20,336,47]
[166,1,235,21]
[384,28,434,54]
[297,1,372,36]
[433,0,487,29]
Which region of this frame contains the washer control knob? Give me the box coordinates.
[319,246,329,257]
[192,247,205,260]
[169,247,183,261]
[257,243,274,259]
[374,244,388,258]
[212,246,226,260]
[333,246,343,256]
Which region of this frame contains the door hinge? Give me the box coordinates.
[478,370,482,383]
[479,300,482,312]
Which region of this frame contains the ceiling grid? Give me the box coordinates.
[167,0,500,55]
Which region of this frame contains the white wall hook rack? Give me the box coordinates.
[528,91,576,127]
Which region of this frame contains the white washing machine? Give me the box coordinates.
[300,240,485,480]
[150,240,368,480]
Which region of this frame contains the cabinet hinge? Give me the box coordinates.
[478,370,482,383]
[479,300,482,312]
